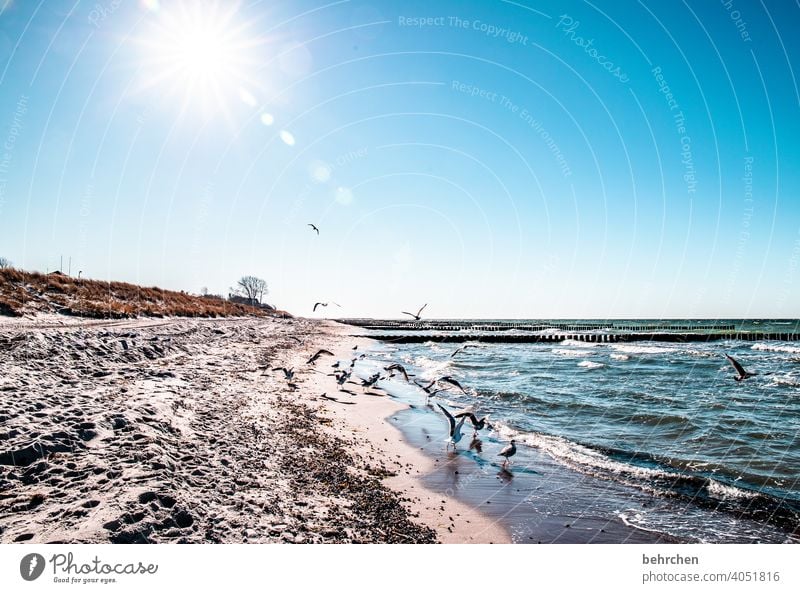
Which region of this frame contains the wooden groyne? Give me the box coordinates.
[351,332,800,344]
[337,319,738,333]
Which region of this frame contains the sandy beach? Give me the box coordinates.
[0,315,508,544]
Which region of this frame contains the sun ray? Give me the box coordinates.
[133,0,267,120]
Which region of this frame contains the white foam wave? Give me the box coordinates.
[680,348,716,358]
[552,348,590,357]
[578,360,605,369]
[752,343,800,355]
[610,353,630,361]
[611,344,674,355]
[491,422,758,502]
[559,339,601,348]
[770,375,800,387]
[706,479,757,500]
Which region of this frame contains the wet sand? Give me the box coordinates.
[384,405,677,543]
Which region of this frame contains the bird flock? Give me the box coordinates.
[273,331,518,469]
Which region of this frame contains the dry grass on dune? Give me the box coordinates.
[0,268,288,319]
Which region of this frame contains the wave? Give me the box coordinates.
[577,360,605,369]
[770,374,800,388]
[610,353,630,361]
[679,348,717,358]
[559,339,602,347]
[490,421,799,532]
[552,348,591,357]
[752,343,800,355]
[611,344,675,355]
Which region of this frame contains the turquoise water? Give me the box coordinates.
[353,320,800,541]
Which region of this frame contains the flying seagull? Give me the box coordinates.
[384,363,410,382]
[401,303,427,321]
[272,367,295,380]
[437,403,466,450]
[307,349,335,365]
[725,354,756,381]
[451,344,478,358]
[414,379,444,403]
[334,370,351,390]
[439,375,467,393]
[454,411,489,435]
[308,223,319,235]
[361,372,381,391]
[313,301,341,313]
[498,440,517,467]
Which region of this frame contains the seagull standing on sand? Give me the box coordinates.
[725,354,756,381]
[308,223,320,235]
[437,404,466,450]
[498,440,517,467]
[401,303,427,321]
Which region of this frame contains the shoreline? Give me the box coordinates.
[309,324,510,543]
[331,325,673,544]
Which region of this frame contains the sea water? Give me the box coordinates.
[353,319,800,542]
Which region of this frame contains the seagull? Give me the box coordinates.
[454,411,489,436]
[725,354,756,381]
[438,375,467,393]
[308,223,319,235]
[313,301,341,312]
[334,370,351,390]
[437,403,466,450]
[413,379,444,403]
[361,373,381,391]
[401,303,427,321]
[273,367,295,380]
[306,349,334,365]
[451,344,478,358]
[384,363,410,382]
[498,440,517,467]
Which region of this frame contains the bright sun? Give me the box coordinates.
[138,1,261,118]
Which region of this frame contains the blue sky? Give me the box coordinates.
[0,0,798,318]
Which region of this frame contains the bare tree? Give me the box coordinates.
[233,276,268,305]
[0,257,12,269]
